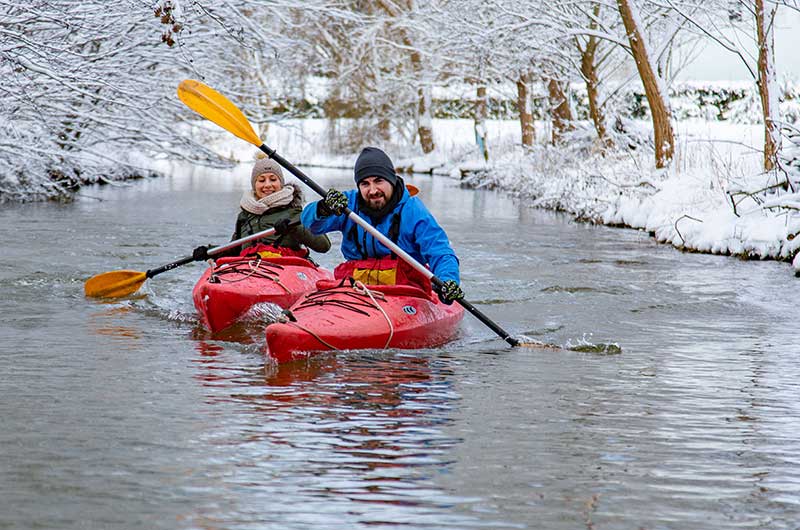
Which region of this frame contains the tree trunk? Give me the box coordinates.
[616,0,674,168]
[252,51,271,140]
[377,111,391,142]
[755,0,780,172]
[547,78,573,144]
[580,4,612,150]
[417,85,435,153]
[377,0,435,153]
[475,85,489,161]
[517,72,535,147]
[407,48,435,152]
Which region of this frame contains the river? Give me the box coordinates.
[1,163,799,529]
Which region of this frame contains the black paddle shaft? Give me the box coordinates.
[143,222,299,281]
[259,145,327,198]
[258,143,522,348]
[464,302,520,347]
[433,275,521,347]
[146,255,195,278]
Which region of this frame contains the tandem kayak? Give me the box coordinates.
[193,255,333,333]
[265,278,464,364]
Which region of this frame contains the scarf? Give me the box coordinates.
[240,185,295,215]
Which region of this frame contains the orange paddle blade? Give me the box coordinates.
[84,270,148,299]
[177,79,262,147]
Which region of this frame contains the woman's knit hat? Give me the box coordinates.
[251,156,285,189]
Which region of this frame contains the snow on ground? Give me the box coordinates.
[208,116,800,275]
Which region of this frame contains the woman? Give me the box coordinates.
[195,157,330,260]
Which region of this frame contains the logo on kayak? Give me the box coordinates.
[402,305,417,315]
[296,272,308,281]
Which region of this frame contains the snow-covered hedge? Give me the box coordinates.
[267,80,800,125]
[446,81,799,124]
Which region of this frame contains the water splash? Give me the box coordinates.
[564,334,623,354]
[241,302,285,324]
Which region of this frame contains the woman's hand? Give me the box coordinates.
[192,245,213,261]
[273,218,293,235]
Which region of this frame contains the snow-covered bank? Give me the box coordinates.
[247,117,800,276]
[0,119,234,204]
[464,122,800,275]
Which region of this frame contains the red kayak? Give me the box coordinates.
[193,255,333,333]
[265,278,464,364]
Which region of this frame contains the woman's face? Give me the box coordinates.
[253,172,283,199]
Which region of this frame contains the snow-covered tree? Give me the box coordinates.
[375,0,438,153]
[0,0,302,201]
[616,0,676,168]
[551,0,626,149]
[430,0,546,158]
[292,1,440,153]
[663,0,784,172]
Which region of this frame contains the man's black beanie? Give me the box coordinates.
[354,147,398,186]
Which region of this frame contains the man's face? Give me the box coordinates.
[358,176,393,210]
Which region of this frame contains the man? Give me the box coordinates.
[300,147,464,304]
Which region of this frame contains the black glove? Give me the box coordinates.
[192,245,212,261]
[273,217,293,236]
[317,189,348,217]
[437,280,464,305]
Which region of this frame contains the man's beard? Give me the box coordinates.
[366,193,386,209]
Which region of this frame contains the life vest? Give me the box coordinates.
[240,243,310,259]
[347,201,405,260]
[333,257,432,293]
[337,200,431,291]
[333,198,431,292]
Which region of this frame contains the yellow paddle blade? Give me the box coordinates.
[177,79,262,147]
[84,270,148,299]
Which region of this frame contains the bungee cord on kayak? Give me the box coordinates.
[207,256,292,295]
[293,278,386,316]
[277,279,395,352]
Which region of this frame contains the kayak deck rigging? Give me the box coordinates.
[208,256,291,294]
[265,277,464,363]
[278,279,396,350]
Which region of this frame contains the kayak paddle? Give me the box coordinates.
[85,225,291,299]
[177,79,531,348]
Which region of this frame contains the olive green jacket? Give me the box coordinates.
[232,187,331,254]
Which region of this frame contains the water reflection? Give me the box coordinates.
[186,344,487,528]
[86,306,143,345]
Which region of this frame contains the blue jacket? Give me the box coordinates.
[301,188,460,284]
